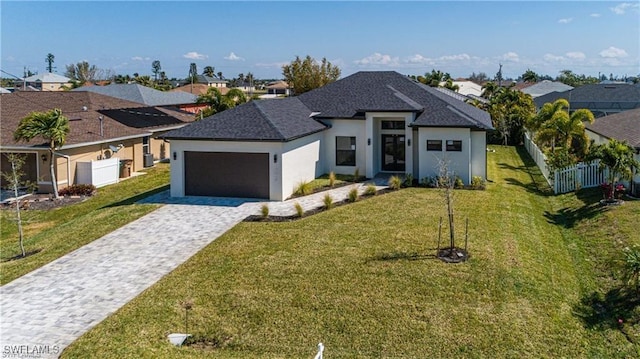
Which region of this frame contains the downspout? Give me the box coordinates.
[55,152,72,187]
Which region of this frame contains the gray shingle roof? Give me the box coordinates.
[520,80,573,98]
[298,71,492,129]
[73,84,197,106]
[164,98,326,142]
[534,83,640,110]
[586,108,640,149]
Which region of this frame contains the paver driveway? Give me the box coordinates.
[0,183,385,358]
[0,198,258,358]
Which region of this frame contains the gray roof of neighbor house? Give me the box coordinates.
[586,108,640,149]
[1,91,195,149]
[520,80,574,98]
[23,73,71,83]
[165,71,492,142]
[534,83,640,113]
[73,84,197,106]
[298,71,492,129]
[195,75,227,84]
[164,97,326,142]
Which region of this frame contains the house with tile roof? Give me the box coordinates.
[534,83,640,117]
[1,91,195,193]
[72,83,203,113]
[164,71,492,200]
[585,108,640,194]
[15,73,71,91]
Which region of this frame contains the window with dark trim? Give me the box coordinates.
[336,136,356,166]
[381,121,405,130]
[446,140,462,152]
[426,140,442,151]
[142,136,150,154]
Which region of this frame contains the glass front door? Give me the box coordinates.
[381,134,405,172]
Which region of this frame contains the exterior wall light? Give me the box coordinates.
[273,154,278,163]
[41,153,47,162]
[407,139,411,146]
[173,151,177,160]
[367,138,371,146]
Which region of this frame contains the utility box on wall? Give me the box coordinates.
[144,153,154,167]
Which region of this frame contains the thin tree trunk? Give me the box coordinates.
[448,186,455,249]
[49,147,59,199]
[11,161,26,257]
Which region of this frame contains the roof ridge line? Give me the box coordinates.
[253,100,287,140]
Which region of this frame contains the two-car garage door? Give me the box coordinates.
[184,151,270,199]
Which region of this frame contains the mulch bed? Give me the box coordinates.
[1,194,88,211]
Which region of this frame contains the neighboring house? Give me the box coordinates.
[231,82,256,94]
[196,75,228,88]
[164,71,493,201]
[534,83,640,117]
[15,73,71,91]
[0,91,195,193]
[73,84,203,113]
[447,81,483,97]
[520,80,574,98]
[585,108,640,194]
[171,83,230,97]
[266,80,291,96]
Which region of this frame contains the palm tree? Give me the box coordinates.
[14,109,70,198]
[590,139,640,201]
[521,69,538,83]
[202,66,215,78]
[531,99,595,159]
[481,81,498,99]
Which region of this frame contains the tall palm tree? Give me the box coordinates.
[532,99,594,159]
[14,109,70,198]
[590,139,640,200]
[481,81,498,99]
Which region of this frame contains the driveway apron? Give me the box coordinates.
[0,200,257,358]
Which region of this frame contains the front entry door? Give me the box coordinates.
[381,134,405,172]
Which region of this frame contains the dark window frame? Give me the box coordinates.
[336,136,356,166]
[426,140,443,151]
[446,140,462,152]
[381,121,405,130]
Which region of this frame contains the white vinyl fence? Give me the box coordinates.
[523,132,608,194]
[76,157,120,188]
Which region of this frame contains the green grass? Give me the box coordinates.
[0,163,170,285]
[61,147,639,357]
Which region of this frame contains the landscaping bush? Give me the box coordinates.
[454,176,464,189]
[364,184,377,196]
[347,187,359,202]
[388,175,402,190]
[323,194,333,209]
[353,168,361,182]
[329,171,336,187]
[260,204,269,218]
[58,184,96,197]
[470,176,486,190]
[294,181,314,196]
[403,173,414,187]
[294,202,304,217]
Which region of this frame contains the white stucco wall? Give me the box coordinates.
[417,127,472,183]
[322,119,367,176]
[169,139,282,199]
[470,130,487,180]
[281,132,325,200]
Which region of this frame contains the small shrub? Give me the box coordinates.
[403,173,414,187]
[294,202,304,217]
[294,181,313,196]
[454,176,464,189]
[623,246,640,292]
[353,168,360,182]
[388,175,402,190]
[347,187,358,202]
[328,171,336,187]
[58,184,96,197]
[260,204,269,218]
[364,184,377,196]
[471,176,486,190]
[323,194,333,209]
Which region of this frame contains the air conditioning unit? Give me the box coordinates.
[143,153,154,167]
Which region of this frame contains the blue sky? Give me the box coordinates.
[1,1,639,81]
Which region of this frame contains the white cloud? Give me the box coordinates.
[438,53,471,61]
[599,46,628,58]
[131,56,150,61]
[183,52,207,60]
[501,52,520,62]
[354,53,399,66]
[558,17,573,24]
[565,52,586,60]
[406,54,432,64]
[255,62,288,68]
[224,52,245,61]
[6,56,15,61]
[544,53,564,62]
[590,13,601,17]
[611,2,639,15]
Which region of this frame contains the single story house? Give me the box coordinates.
[266,80,291,96]
[164,71,493,201]
[15,73,72,92]
[171,83,230,97]
[585,108,640,194]
[534,83,640,117]
[520,80,573,98]
[1,91,195,193]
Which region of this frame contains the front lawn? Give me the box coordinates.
[0,163,170,285]
[63,147,639,357]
